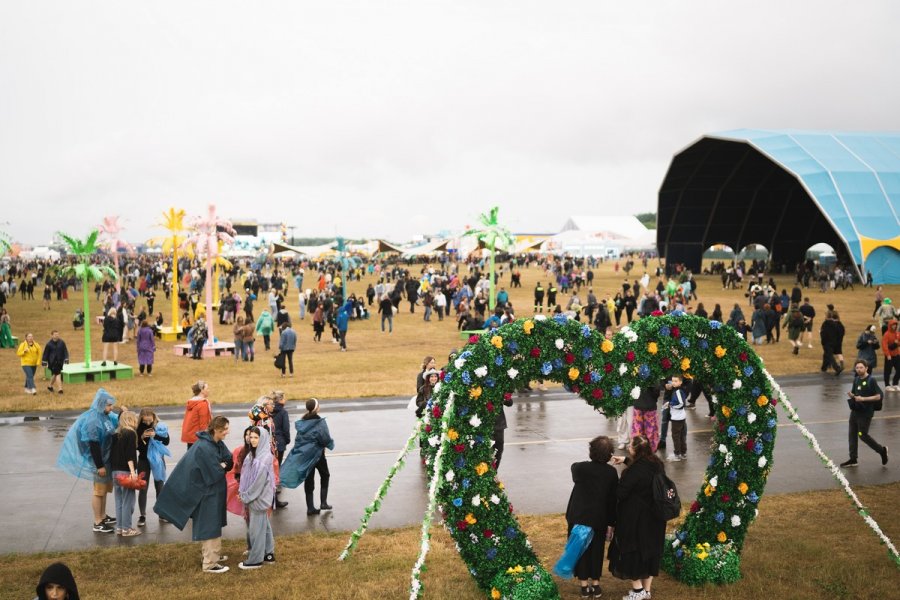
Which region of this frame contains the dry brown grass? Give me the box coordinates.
[1,261,897,412]
[2,483,897,599]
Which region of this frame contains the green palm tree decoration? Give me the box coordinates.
[463,207,517,312]
[0,230,11,256]
[59,230,118,368]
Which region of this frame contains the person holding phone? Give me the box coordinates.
[840,360,888,468]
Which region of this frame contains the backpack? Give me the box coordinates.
[652,470,681,521]
[790,310,804,328]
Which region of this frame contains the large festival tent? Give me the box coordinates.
[657,129,900,284]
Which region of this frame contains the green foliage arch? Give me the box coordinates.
[420,312,777,598]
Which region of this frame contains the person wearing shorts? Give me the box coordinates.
[56,388,119,533]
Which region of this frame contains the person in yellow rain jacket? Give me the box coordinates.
[16,332,41,395]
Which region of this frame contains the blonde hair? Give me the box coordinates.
[117,411,139,444]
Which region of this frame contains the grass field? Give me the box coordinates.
[2,260,898,599]
[1,260,896,413]
[2,482,898,600]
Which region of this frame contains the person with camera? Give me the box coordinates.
[839,360,888,468]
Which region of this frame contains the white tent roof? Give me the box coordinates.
[560,216,654,245]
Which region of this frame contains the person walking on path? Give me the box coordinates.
[277,322,297,378]
[563,436,617,599]
[56,388,118,534]
[181,381,213,449]
[135,320,156,376]
[839,360,888,468]
[237,426,277,570]
[155,416,233,573]
[607,435,667,600]
[882,319,900,391]
[42,330,69,394]
[17,332,41,395]
[279,398,335,515]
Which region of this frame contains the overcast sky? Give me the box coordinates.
[3,1,900,245]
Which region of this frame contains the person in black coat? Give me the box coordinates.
[565,436,618,598]
[820,310,845,375]
[271,391,291,509]
[42,330,69,394]
[101,306,124,366]
[609,435,667,600]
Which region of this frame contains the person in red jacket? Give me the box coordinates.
[882,320,900,391]
[181,380,213,449]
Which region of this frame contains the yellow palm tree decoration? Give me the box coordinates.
[153,208,192,332]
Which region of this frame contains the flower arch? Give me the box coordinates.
[419,313,777,598]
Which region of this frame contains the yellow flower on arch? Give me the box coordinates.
[491,335,503,349]
[568,367,580,381]
[523,320,534,335]
[714,345,727,358]
[647,342,658,355]
[721,406,732,418]
[469,386,483,399]
[447,428,459,441]
[717,531,727,543]
[757,395,769,407]
[704,484,715,497]
[601,339,614,353]
[465,513,477,525]
[681,357,691,371]
[491,589,501,600]
[475,462,490,476]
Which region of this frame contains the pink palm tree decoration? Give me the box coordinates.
[98,215,134,294]
[182,204,235,346]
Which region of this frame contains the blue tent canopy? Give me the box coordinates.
[658,129,900,284]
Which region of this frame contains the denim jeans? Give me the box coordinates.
[381,315,392,333]
[234,339,245,361]
[22,365,36,390]
[113,470,136,529]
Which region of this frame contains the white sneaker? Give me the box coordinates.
[623,590,649,600]
[666,455,682,462]
[617,442,626,450]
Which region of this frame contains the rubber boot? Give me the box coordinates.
[306,491,319,515]
[320,482,332,510]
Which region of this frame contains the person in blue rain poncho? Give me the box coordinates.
[279,398,335,515]
[56,388,119,534]
[154,416,233,573]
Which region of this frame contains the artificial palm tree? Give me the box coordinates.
[98,215,133,294]
[58,230,117,368]
[152,208,191,333]
[463,206,517,311]
[181,204,235,347]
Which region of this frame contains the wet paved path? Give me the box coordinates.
[1,374,897,554]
